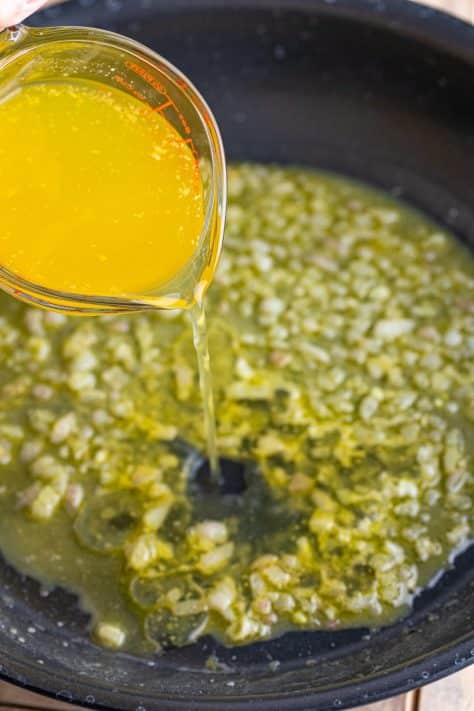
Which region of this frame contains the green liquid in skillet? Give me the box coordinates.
[0,165,472,653]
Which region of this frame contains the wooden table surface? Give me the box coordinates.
[1,666,474,711]
[1,0,473,708]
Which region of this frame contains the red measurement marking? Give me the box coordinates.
[178,112,192,135]
[125,61,194,136]
[114,74,148,104]
[182,138,202,189]
[152,99,173,113]
[125,60,168,97]
[122,61,201,178]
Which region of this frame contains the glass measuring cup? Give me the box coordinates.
[0,24,226,314]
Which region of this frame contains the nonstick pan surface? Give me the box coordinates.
[1,1,474,709]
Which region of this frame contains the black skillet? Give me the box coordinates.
[1,1,473,709]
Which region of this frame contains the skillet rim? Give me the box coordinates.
[1,0,473,708]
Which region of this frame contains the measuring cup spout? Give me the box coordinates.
[0,24,29,56]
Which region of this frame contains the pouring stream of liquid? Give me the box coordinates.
[0,78,222,479]
[190,301,220,479]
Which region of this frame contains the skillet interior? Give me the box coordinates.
[1,1,473,709]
